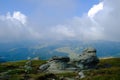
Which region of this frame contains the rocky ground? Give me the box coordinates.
[0,58,120,80]
[39,47,99,73]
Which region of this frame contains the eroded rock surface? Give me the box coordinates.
[74,47,99,69]
[39,47,99,73]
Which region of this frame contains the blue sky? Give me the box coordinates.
[0,0,120,42]
[0,0,33,15]
[0,0,99,18]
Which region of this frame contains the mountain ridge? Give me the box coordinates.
[0,40,120,61]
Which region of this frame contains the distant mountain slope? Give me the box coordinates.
[0,40,120,61]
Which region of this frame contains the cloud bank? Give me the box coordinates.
[0,11,31,42]
[0,0,120,42]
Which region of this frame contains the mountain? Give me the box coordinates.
[0,40,120,61]
[0,56,6,63]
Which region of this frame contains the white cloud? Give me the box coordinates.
[91,0,120,41]
[13,11,27,25]
[0,0,120,42]
[43,0,120,41]
[88,2,103,18]
[0,11,30,42]
[6,11,27,25]
[51,25,75,39]
[50,16,105,41]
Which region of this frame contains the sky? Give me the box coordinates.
[0,0,120,42]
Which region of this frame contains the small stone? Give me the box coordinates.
[78,71,85,79]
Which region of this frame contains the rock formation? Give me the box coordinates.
[39,47,99,73]
[72,47,99,69]
[39,56,70,72]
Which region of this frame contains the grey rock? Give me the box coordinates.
[78,71,85,79]
[49,56,70,62]
[39,47,99,73]
[46,57,70,72]
[77,47,99,69]
[39,63,50,71]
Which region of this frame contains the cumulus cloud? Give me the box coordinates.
[0,11,30,42]
[12,11,27,25]
[93,0,120,41]
[49,16,105,41]
[0,0,120,42]
[88,2,103,18]
[3,11,27,25]
[47,0,120,41]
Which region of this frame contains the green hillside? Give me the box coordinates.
[0,58,120,80]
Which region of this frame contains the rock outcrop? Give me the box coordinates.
[39,56,70,72]
[73,47,99,69]
[39,47,99,73]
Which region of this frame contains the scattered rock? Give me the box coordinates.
[39,63,50,72]
[75,47,99,69]
[78,71,85,79]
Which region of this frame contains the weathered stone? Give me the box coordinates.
[39,47,99,73]
[47,57,70,72]
[70,47,99,69]
[76,47,99,69]
[39,63,50,71]
[78,71,85,79]
[49,56,70,62]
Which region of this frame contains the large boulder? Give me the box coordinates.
[49,56,70,62]
[39,56,70,72]
[39,63,50,72]
[75,47,99,69]
[39,47,99,72]
[47,56,70,70]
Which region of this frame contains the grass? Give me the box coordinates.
[0,58,120,80]
[80,58,120,80]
